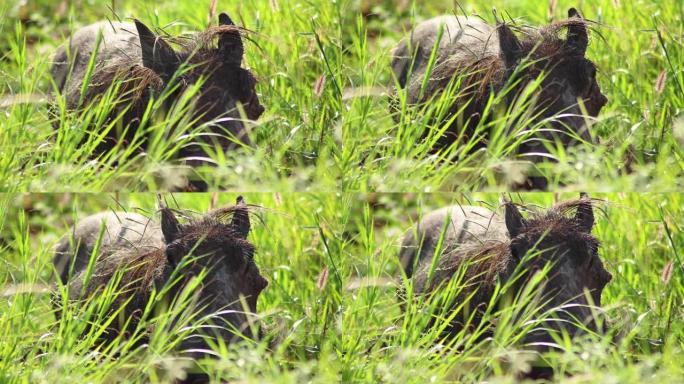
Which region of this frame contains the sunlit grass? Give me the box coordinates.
[0,0,682,191]
[0,192,681,382]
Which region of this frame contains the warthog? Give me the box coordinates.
[392,9,607,186]
[53,197,268,355]
[399,194,612,377]
[51,13,264,171]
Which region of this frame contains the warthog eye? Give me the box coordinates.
[585,240,600,270]
[580,62,598,95]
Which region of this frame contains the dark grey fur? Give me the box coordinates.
[50,13,264,169]
[53,197,268,355]
[400,195,612,357]
[392,9,608,165]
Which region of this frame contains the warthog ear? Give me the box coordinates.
[497,23,523,69]
[218,12,244,67]
[160,207,182,244]
[575,192,594,232]
[566,8,588,55]
[505,201,527,238]
[231,195,250,239]
[135,19,180,78]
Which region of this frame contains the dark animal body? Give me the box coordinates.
[53,197,268,355]
[399,195,612,377]
[392,9,607,186]
[50,13,264,170]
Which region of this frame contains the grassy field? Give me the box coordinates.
[0,0,683,191]
[0,192,682,382]
[0,0,682,382]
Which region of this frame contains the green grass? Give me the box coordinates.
[0,0,682,382]
[0,0,683,191]
[0,192,682,382]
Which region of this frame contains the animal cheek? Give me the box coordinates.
[237,261,249,275]
[562,89,579,106]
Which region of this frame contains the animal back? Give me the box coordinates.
[51,21,142,98]
[400,205,507,278]
[54,211,162,285]
[392,15,499,96]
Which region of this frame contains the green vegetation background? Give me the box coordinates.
[0,0,682,191]
[0,192,682,382]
